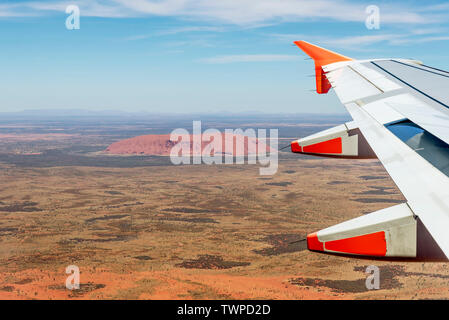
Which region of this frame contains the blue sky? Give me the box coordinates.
[1,0,449,114]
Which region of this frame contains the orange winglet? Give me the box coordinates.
[294,41,352,66]
[294,40,352,94]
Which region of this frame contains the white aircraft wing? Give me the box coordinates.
[290,41,449,260]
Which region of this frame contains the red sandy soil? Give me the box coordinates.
[0,161,447,300]
[0,268,339,300]
[105,134,274,156]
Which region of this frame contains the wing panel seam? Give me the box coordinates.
[371,61,449,110]
[391,60,449,79]
[348,65,384,93]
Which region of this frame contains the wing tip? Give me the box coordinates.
[293,40,352,67]
[293,40,351,94]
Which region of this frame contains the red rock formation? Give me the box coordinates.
[105,134,274,156]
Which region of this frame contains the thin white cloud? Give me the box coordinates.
[269,33,401,48]
[394,35,449,44]
[269,31,449,50]
[2,1,138,18]
[125,34,152,41]
[200,54,300,64]
[111,0,435,24]
[0,0,446,26]
[157,26,225,35]
[417,2,449,12]
[320,34,402,47]
[410,27,447,35]
[125,25,225,41]
[0,3,39,17]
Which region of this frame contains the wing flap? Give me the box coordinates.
[327,67,381,103]
[384,93,449,148]
[350,63,402,93]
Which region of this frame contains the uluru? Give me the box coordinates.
[105,133,274,156]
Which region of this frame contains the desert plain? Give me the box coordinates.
[0,112,448,300]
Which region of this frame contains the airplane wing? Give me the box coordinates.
[291,41,449,260]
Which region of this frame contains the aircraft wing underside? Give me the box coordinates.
[291,41,449,260]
